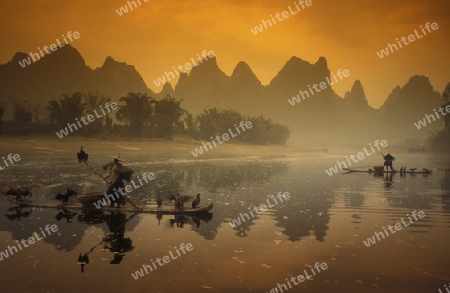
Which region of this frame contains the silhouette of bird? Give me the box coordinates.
[77,253,90,273]
[173,193,181,208]
[77,146,88,163]
[179,195,185,208]
[409,167,417,172]
[156,192,163,207]
[55,188,78,203]
[55,208,77,223]
[5,207,32,221]
[192,193,201,208]
[4,187,32,200]
[422,168,431,173]
[192,217,201,229]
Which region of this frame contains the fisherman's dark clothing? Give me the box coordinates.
[104,161,133,207]
[77,148,88,162]
[383,154,395,171]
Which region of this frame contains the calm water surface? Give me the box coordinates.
[0,150,449,293]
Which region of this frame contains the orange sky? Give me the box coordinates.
[0,0,448,108]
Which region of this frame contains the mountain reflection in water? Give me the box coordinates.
[0,152,449,292]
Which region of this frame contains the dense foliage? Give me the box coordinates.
[0,92,290,145]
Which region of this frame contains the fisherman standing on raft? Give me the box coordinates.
[103,155,134,208]
[382,152,395,172]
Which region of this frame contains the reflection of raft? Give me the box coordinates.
[77,192,112,206]
[344,168,432,175]
[6,196,213,215]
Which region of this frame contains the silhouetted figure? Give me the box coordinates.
[157,192,163,207]
[192,217,201,229]
[179,196,185,209]
[55,188,78,203]
[383,152,395,171]
[4,187,32,200]
[173,193,181,209]
[192,193,201,208]
[76,211,137,273]
[103,155,134,208]
[104,212,133,264]
[77,146,88,163]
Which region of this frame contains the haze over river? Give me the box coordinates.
[0,143,449,293]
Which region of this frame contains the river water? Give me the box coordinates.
[0,148,449,293]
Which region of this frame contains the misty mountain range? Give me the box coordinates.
[0,45,445,147]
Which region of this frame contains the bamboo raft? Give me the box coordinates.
[6,196,213,215]
[344,168,432,175]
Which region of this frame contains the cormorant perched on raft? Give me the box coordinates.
[179,195,185,209]
[173,193,181,208]
[156,192,163,207]
[172,194,177,207]
[192,193,201,208]
[55,188,78,203]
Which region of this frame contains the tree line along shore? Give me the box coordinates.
[0,92,290,146]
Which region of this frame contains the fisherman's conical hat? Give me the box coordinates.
[111,154,124,161]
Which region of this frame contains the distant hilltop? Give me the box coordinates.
[0,45,446,146]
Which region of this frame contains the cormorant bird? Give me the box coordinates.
[55,188,78,203]
[173,193,181,208]
[55,208,78,223]
[4,187,32,200]
[179,195,185,208]
[77,253,90,273]
[5,207,32,221]
[192,193,201,208]
[156,192,163,207]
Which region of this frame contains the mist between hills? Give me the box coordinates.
[2,43,448,148]
[287,69,350,106]
[153,50,215,87]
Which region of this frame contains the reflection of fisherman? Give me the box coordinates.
[77,211,135,272]
[105,212,134,264]
[382,152,395,171]
[103,155,134,208]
